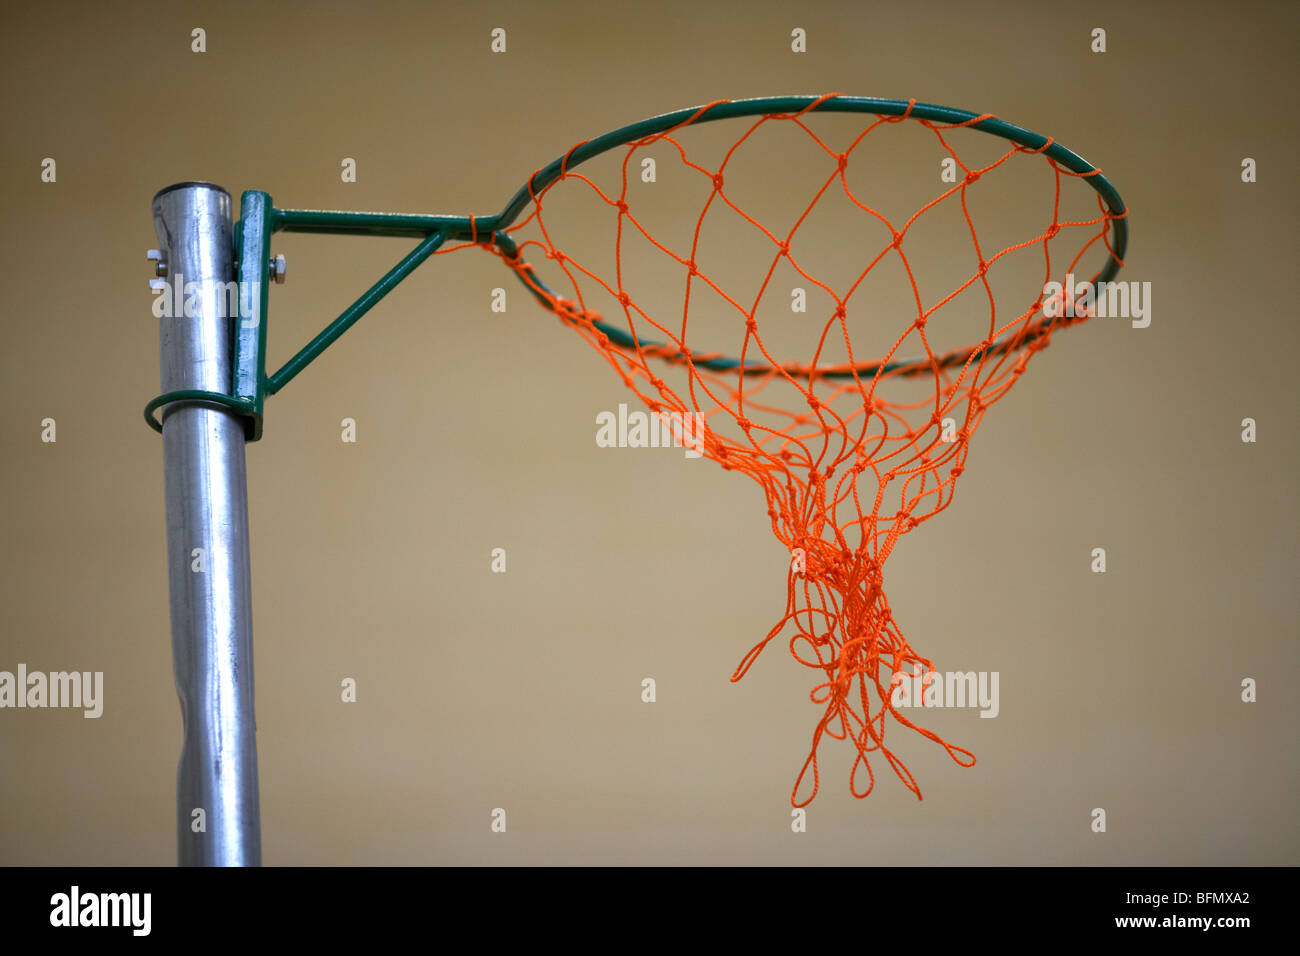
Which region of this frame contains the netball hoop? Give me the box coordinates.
[146,95,1128,862]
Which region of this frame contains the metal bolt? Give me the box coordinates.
[147,248,168,277]
[270,254,286,284]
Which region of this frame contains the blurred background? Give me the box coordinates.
[0,0,1296,865]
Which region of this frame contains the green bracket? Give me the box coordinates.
[145,192,468,441]
[232,190,275,438]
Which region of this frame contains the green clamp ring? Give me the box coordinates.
[145,390,259,440]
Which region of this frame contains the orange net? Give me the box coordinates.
[448,97,1124,806]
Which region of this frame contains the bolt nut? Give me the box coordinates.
[146,249,168,277]
[270,254,286,284]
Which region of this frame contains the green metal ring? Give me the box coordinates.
[482,95,1129,379]
[145,390,258,437]
[495,95,1128,283]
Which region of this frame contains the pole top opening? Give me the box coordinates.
[152,181,230,202]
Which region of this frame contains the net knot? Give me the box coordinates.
[745,317,758,332]
[914,315,927,330]
[736,416,752,431]
[1045,223,1061,239]
[687,260,699,277]
[964,169,981,184]
[777,240,790,257]
[712,173,725,191]
[950,465,965,478]
[617,292,631,307]
[977,260,990,277]
[836,153,848,172]
[649,377,664,390]
[890,231,904,249]
[806,394,821,410]
[834,305,846,320]
[615,200,629,214]
[551,250,567,264]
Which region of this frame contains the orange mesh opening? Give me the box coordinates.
[443,97,1124,806]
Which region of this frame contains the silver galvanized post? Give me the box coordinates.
[151,182,261,866]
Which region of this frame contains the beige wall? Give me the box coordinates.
[1,0,1296,864]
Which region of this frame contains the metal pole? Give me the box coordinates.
[152,182,261,866]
